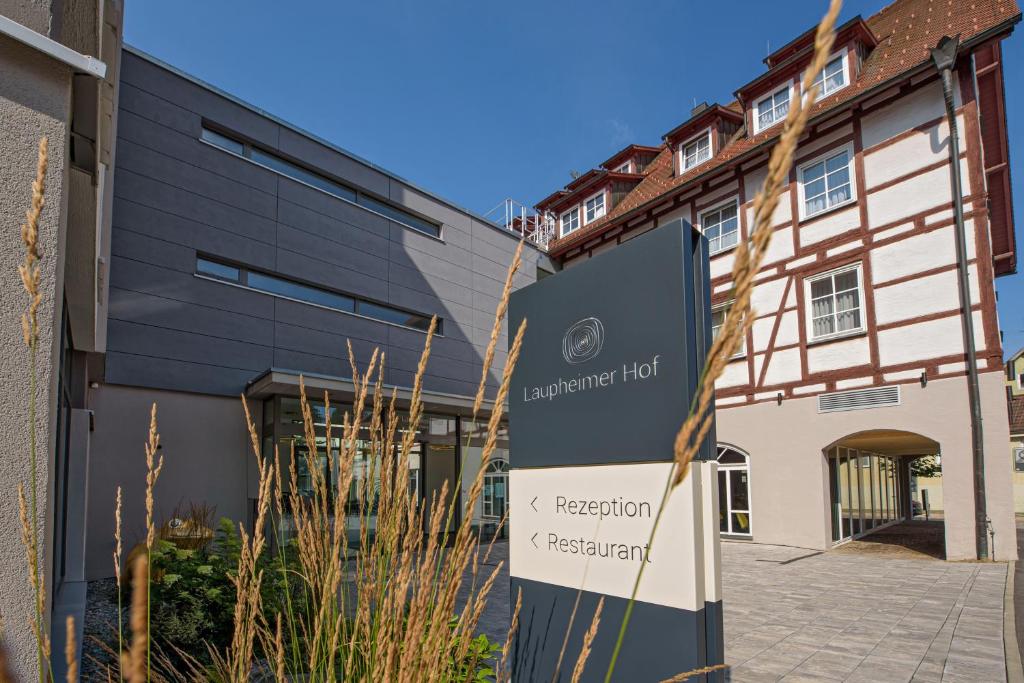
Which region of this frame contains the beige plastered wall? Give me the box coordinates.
[715,370,1016,561]
[0,33,70,680]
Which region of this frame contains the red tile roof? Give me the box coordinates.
[548,0,1021,257]
[1010,393,1024,436]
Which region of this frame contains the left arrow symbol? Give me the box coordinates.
[531,532,539,549]
[530,496,538,512]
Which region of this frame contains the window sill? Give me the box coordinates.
[806,328,866,347]
[709,242,740,259]
[798,197,857,225]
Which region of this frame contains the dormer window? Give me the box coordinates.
[560,206,580,236]
[811,51,849,97]
[755,84,791,132]
[681,130,712,172]
[584,191,606,223]
[615,162,632,173]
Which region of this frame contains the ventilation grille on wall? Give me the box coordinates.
[818,385,901,413]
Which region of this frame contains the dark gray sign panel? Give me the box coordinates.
[508,220,723,682]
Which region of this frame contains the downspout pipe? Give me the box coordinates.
[930,35,989,561]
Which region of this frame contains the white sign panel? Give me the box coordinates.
[509,462,711,612]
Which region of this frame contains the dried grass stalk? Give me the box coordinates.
[64,616,78,683]
[671,0,842,487]
[570,597,604,683]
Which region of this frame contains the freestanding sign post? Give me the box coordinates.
[508,219,723,682]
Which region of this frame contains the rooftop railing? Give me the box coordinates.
[483,198,557,250]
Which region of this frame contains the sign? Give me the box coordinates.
[508,220,723,682]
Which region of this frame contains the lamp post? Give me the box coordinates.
[930,34,989,561]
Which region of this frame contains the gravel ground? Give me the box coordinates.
[81,579,123,681]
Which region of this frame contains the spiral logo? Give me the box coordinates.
[562,317,604,364]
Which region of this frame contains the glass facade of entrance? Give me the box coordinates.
[261,396,506,544]
[828,446,902,543]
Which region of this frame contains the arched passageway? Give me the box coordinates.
[825,430,943,559]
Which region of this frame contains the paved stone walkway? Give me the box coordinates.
[722,541,1006,682]
[471,539,1009,682]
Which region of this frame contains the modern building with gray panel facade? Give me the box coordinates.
[83,47,552,580]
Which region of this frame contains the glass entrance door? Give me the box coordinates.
[717,446,751,536]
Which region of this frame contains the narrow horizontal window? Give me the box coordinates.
[615,162,631,173]
[196,257,240,282]
[807,264,863,340]
[701,201,739,255]
[357,300,432,332]
[196,255,438,333]
[200,128,244,156]
[200,126,441,238]
[247,271,355,313]
[357,194,440,239]
[249,148,357,202]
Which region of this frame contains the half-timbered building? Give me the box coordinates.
[530,0,1020,560]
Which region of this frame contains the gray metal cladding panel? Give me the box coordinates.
[387,245,474,290]
[510,578,714,683]
[113,200,276,271]
[385,368,477,400]
[273,322,384,365]
[115,138,278,218]
[387,182,471,232]
[121,52,281,149]
[387,325,477,364]
[276,224,388,281]
[105,351,258,396]
[117,83,197,137]
[272,298,392,342]
[113,169,277,244]
[509,220,704,469]
[108,256,275,320]
[276,126,390,198]
[111,228,196,274]
[276,198,390,257]
[387,263,473,310]
[109,288,274,347]
[273,248,389,303]
[107,319,273,373]
[277,180,390,238]
[116,111,279,194]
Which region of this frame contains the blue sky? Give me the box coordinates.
[125,0,1024,358]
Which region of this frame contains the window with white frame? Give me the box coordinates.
[681,131,712,171]
[812,52,849,96]
[800,147,853,217]
[807,264,864,340]
[701,200,739,255]
[560,206,580,236]
[755,85,790,131]
[616,162,631,173]
[584,191,606,223]
[711,303,746,356]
